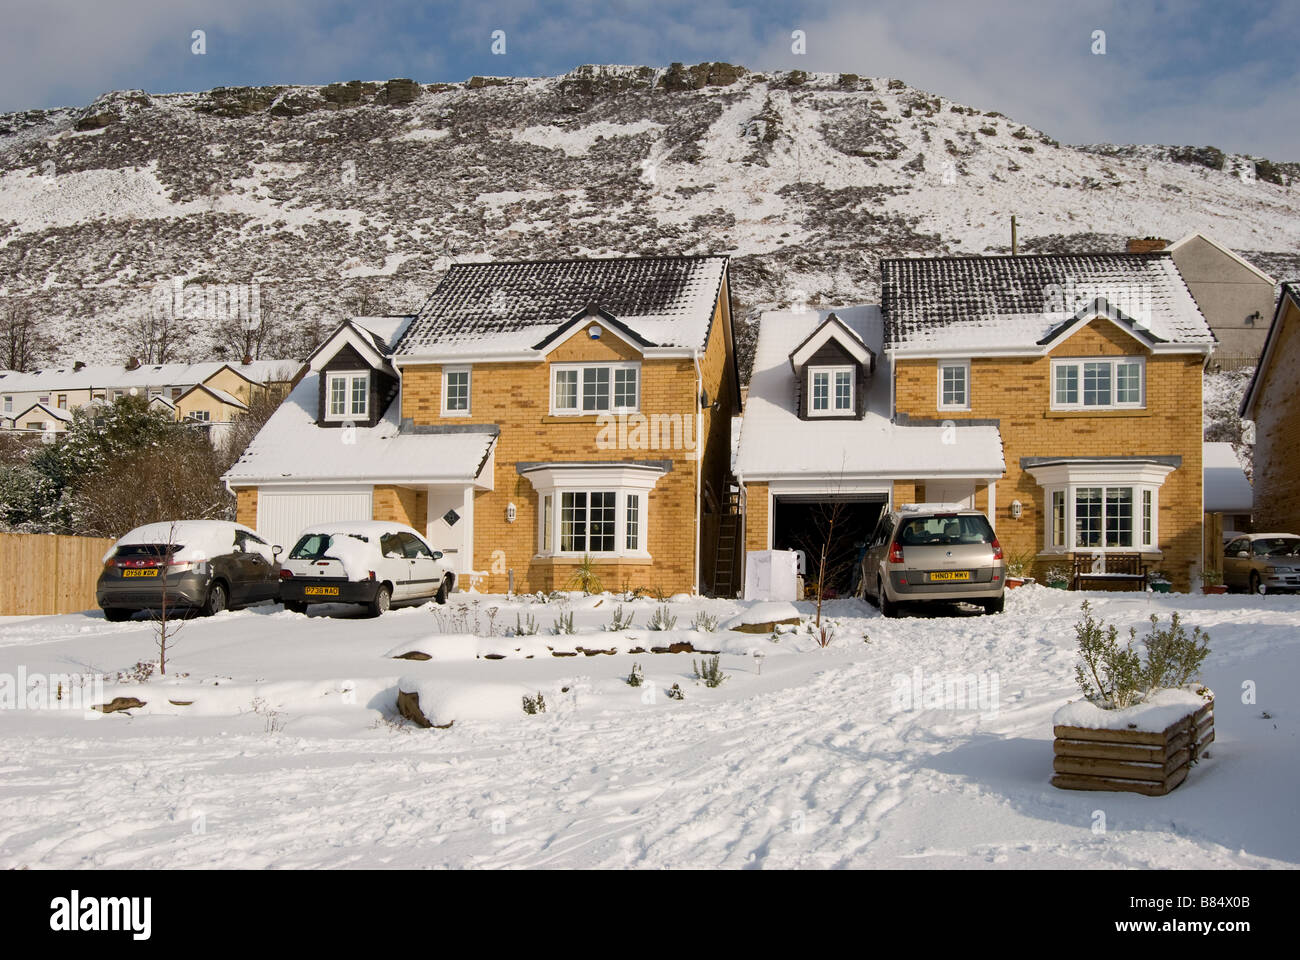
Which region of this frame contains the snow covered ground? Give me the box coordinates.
[0,587,1296,869]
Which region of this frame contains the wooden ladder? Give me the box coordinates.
[710,489,742,598]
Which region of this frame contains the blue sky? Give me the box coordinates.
[3,0,1298,157]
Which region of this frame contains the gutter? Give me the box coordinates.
[693,349,704,596]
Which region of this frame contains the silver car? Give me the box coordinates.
[862,506,1006,617]
[1223,533,1300,594]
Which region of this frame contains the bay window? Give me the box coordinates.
[523,463,664,559]
[1029,458,1175,554]
[1051,357,1145,409]
[551,362,640,415]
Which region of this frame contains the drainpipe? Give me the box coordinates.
[693,350,704,595]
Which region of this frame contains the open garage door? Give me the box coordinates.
[772,493,887,599]
[255,488,373,554]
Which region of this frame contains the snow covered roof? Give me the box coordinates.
[11,401,73,423]
[176,383,248,410]
[880,253,1214,353]
[1203,442,1253,514]
[223,371,496,486]
[394,255,728,358]
[734,305,1004,481]
[0,359,298,394]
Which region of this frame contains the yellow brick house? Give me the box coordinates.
[224,256,741,595]
[736,252,1215,593]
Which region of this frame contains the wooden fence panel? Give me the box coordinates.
[0,533,117,616]
[1203,512,1224,579]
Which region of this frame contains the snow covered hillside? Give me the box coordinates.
[0,587,1296,868]
[2,63,1300,372]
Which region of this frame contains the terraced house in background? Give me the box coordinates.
[224,255,741,595]
[737,251,1215,593]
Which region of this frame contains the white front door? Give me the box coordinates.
[926,481,976,509]
[425,485,472,574]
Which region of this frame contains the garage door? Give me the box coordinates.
[255,488,373,553]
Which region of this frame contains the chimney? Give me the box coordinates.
[124,356,140,370]
[73,360,85,371]
[1126,237,1169,254]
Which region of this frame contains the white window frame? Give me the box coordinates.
[187,409,212,423]
[325,370,369,422]
[2,396,10,414]
[938,359,971,411]
[1042,484,1160,553]
[525,465,662,560]
[1050,357,1146,410]
[807,365,854,417]
[550,362,640,416]
[441,366,471,417]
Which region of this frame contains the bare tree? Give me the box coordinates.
[131,311,187,364]
[148,520,186,676]
[217,374,295,470]
[2,298,52,371]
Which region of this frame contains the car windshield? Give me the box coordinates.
[1253,538,1300,557]
[289,532,368,560]
[897,514,995,546]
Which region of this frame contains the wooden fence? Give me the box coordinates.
[1203,512,1224,580]
[0,533,117,616]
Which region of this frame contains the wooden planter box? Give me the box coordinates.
[1052,698,1214,796]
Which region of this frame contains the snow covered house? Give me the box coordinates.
[1239,282,1300,534]
[736,252,1215,593]
[224,256,742,594]
[1203,441,1253,536]
[1162,232,1277,366]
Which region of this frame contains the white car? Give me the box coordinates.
[277,521,456,616]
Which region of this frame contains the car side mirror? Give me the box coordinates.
[273,545,283,559]
[432,551,443,560]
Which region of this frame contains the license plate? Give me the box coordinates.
[122,569,159,578]
[929,571,971,582]
[304,586,340,596]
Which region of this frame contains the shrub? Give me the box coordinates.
[666,682,685,701]
[1072,601,1211,709]
[514,612,538,636]
[552,611,575,635]
[690,611,718,632]
[648,605,677,631]
[522,692,547,715]
[693,655,728,688]
[626,662,644,687]
[566,554,603,595]
[609,604,635,631]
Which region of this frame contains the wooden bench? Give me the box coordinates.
[1071,553,1150,591]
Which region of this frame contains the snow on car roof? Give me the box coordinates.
[294,520,424,540]
[898,502,984,513]
[115,519,253,545]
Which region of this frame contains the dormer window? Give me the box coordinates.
[326,371,369,421]
[809,366,854,416]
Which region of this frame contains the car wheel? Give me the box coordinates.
[435,575,451,605]
[879,578,900,618]
[284,601,308,614]
[368,584,392,618]
[102,608,134,622]
[202,581,228,617]
[982,594,1005,615]
[1250,571,1262,595]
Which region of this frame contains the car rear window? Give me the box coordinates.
[114,543,183,559]
[897,514,995,546]
[289,533,369,559]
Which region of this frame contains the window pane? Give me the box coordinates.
[583,367,610,411]
[1083,362,1111,406]
[812,371,829,410]
[1116,362,1141,404]
[835,370,852,409]
[1055,365,1078,405]
[350,375,367,416]
[942,365,966,406]
[446,370,469,410]
[1052,490,1066,547]
[626,494,640,551]
[329,377,346,416]
[589,492,616,551]
[1105,487,1133,547]
[1142,489,1152,546]
[613,368,638,409]
[561,492,586,552]
[542,495,553,552]
[1074,487,1102,548]
[554,370,578,409]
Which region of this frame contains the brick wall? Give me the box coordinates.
[373,485,428,530]
[235,488,258,528]
[744,482,769,554]
[400,305,732,594]
[1251,299,1300,532]
[894,320,1204,590]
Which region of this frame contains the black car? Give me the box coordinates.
[97,521,280,621]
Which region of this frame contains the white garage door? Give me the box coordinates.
[256,488,373,554]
